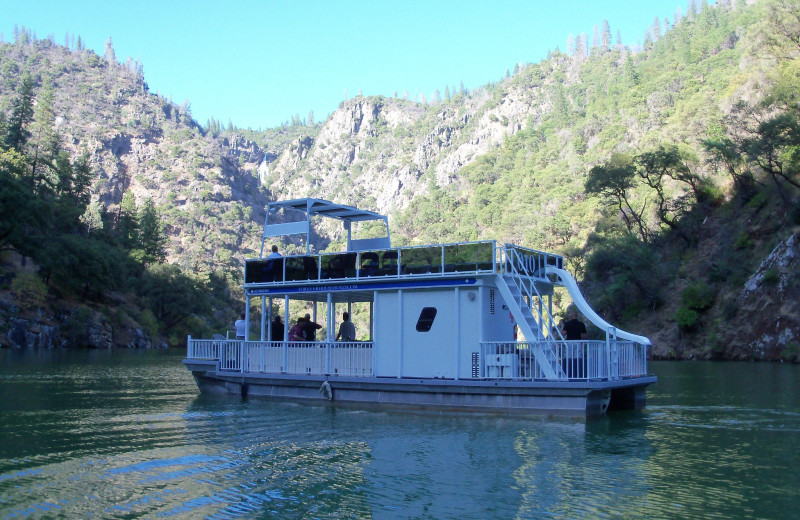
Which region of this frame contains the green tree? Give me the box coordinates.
[37,234,125,299]
[117,191,138,249]
[138,198,167,264]
[104,37,115,63]
[0,149,42,254]
[636,145,702,242]
[585,153,648,241]
[3,74,34,153]
[137,264,210,330]
[584,235,665,320]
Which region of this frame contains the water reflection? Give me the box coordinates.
[1,353,799,519]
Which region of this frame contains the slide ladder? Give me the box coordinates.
[494,274,564,380]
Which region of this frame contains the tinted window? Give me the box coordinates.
[416,307,438,332]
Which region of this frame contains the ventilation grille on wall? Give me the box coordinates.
[489,289,495,314]
[471,352,480,378]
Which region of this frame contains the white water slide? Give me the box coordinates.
[546,267,652,346]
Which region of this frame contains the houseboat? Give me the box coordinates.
[184,198,656,416]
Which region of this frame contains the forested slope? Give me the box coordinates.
[1,0,798,358]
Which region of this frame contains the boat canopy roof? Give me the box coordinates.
[261,198,391,256]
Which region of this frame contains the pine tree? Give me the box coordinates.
[104,37,115,63]
[652,17,662,40]
[3,74,35,153]
[117,191,138,249]
[602,20,612,51]
[30,79,59,189]
[574,34,584,58]
[138,198,166,264]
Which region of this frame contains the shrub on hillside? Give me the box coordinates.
[681,281,714,311]
[674,306,698,330]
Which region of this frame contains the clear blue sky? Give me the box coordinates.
[2,0,697,130]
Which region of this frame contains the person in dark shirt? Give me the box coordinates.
[562,311,587,340]
[270,315,284,342]
[561,310,588,378]
[302,313,322,342]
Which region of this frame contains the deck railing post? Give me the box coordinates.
[325,341,331,375]
[281,340,287,374]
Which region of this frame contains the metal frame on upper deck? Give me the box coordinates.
[261,198,391,256]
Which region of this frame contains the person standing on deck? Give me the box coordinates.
[271,315,284,342]
[264,245,282,282]
[302,313,322,342]
[289,317,306,342]
[235,313,247,340]
[336,312,356,342]
[561,311,587,340]
[561,310,587,378]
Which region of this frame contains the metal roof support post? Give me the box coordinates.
[282,295,289,372]
[605,327,612,381]
[610,326,619,381]
[283,296,289,342]
[397,290,404,379]
[344,221,352,251]
[327,293,334,341]
[305,201,312,254]
[267,297,273,342]
[372,290,378,376]
[261,297,267,341]
[244,297,250,342]
[260,206,271,257]
[455,287,461,380]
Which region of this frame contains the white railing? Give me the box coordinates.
[186,337,223,360]
[188,338,646,382]
[481,340,648,381]
[187,338,373,377]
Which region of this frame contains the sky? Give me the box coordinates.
[2,0,696,130]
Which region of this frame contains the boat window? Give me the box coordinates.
[415,307,438,332]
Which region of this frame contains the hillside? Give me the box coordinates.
[1,0,798,359]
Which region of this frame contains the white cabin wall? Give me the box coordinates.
[457,288,482,378]
[374,291,401,377]
[400,290,455,378]
[374,284,515,379]
[482,286,517,342]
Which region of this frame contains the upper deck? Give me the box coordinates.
[244,240,564,301]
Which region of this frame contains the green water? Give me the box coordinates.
[0,349,798,519]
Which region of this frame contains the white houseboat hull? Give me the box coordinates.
[184,359,655,417]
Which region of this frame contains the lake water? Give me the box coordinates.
[0,349,798,520]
